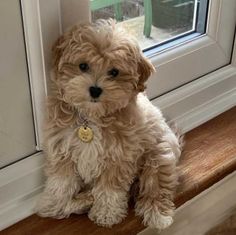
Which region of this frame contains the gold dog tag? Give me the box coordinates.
[78,126,93,143]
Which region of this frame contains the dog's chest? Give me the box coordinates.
[65,124,104,184]
[56,120,143,184]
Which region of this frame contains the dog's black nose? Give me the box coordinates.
[89,86,103,98]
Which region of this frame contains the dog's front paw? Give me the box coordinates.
[135,199,174,230]
[66,191,94,215]
[88,202,127,227]
[144,211,173,230]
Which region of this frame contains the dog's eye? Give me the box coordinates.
[108,68,119,78]
[79,63,89,72]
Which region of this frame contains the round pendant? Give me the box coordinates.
[78,126,94,143]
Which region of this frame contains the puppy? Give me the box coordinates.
[36,20,182,230]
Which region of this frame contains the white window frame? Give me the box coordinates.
[148,0,236,98]
[0,0,235,230]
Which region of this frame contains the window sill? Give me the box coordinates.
[2,107,236,235]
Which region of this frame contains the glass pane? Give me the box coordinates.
[0,0,36,168]
[91,0,208,50]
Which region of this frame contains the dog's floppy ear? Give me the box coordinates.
[137,55,155,92]
[51,24,87,72]
[52,34,68,71]
[51,27,76,72]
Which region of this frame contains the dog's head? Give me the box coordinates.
[52,20,155,118]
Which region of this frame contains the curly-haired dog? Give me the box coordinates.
[36,20,182,230]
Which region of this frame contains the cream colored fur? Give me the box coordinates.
[36,20,182,230]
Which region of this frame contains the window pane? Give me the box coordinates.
[91,0,208,50]
[0,0,36,168]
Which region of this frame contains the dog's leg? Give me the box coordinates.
[135,141,179,230]
[65,190,94,215]
[88,162,136,227]
[36,160,85,218]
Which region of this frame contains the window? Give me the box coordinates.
[0,0,36,169]
[146,0,236,99]
[91,0,208,51]
[88,0,236,100]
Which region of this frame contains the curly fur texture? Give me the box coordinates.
[36,20,182,230]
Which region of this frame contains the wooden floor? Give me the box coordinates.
[2,107,236,235]
[206,209,236,235]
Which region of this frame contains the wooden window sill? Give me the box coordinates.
[3,107,236,235]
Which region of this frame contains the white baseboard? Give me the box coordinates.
[138,171,236,235]
[0,193,41,232]
[0,152,45,230]
[0,65,236,231]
